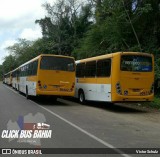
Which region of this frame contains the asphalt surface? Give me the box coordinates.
[0,82,160,157]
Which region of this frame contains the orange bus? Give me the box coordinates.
[75,52,154,103]
[8,54,75,99]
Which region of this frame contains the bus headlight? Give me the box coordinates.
[116,82,122,95]
[150,83,154,94]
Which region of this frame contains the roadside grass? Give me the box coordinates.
[141,95,160,110]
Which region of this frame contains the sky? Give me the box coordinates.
[0,0,55,64]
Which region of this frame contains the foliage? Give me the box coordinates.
[0,0,160,80]
[35,0,92,56]
[73,0,160,58]
[143,96,160,109]
[1,38,51,74]
[0,65,2,80]
[2,55,17,74]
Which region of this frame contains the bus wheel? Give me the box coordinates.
[26,87,29,99]
[79,91,85,104]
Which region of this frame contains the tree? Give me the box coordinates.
[36,0,92,56]
[2,0,160,79]
[6,39,34,65]
[2,55,17,74]
[74,0,160,60]
[0,65,3,80]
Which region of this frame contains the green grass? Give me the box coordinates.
[142,96,160,110]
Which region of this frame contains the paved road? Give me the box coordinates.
[0,82,160,157]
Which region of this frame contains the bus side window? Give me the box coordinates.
[97,59,111,77]
[32,60,38,75]
[85,61,96,77]
[27,63,31,76]
[76,63,85,77]
[30,63,34,76]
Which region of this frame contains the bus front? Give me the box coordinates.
[37,55,75,97]
[112,52,154,102]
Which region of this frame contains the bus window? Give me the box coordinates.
[85,61,96,77]
[121,55,152,72]
[76,63,85,78]
[97,59,111,77]
[40,56,75,72]
[33,60,38,75]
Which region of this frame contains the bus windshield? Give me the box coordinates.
[121,55,152,72]
[40,56,75,72]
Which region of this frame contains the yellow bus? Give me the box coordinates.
[11,67,19,89]
[10,54,75,99]
[4,71,12,86]
[75,52,154,103]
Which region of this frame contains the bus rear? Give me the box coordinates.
[36,55,75,97]
[112,52,154,102]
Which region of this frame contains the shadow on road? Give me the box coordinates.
[85,101,148,114]
[19,91,148,114]
[61,97,148,114]
[31,96,73,107]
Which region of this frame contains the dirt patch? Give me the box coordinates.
[116,102,160,123]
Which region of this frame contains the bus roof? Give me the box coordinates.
[4,54,75,75]
[4,71,12,76]
[76,52,153,63]
[19,54,75,68]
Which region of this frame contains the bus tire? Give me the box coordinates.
[79,90,85,104]
[26,86,29,99]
